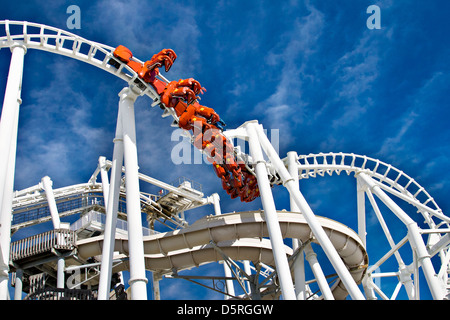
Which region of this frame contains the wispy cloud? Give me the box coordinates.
[330,33,380,130]
[90,0,201,76]
[254,3,325,143]
[16,58,113,188]
[376,111,418,161]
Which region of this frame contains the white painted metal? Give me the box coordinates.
[357,177,366,246]
[287,151,306,300]
[57,258,65,289]
[99,156,110,206]
[75,210,368,299]
[98,107,125,300]
[0,44,25,300]
[118,87,148,300]
[152,273,161,300]
[14,269,23,300]
[246,122,296,300]
[253,122,366,300]
[40,176,67,289]
[41,176,61,229]
[209,192,236,299]
[304,244,334,300]
[358,172,446,300]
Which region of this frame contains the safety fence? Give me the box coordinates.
[70,210,159,236]
[10,229,76,262]
[24,287,95,300]
[11,192,130,230]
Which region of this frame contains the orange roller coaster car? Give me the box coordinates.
[109,45,259,202]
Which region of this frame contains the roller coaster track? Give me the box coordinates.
[0,20,167,113]
[291,152,447,222]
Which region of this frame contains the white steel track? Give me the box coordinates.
[0,20,166,111]
[293,152,445,220]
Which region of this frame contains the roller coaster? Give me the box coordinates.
[0,20,449,300]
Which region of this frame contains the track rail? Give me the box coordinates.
[0,20,165,107]
[290,152,449,224]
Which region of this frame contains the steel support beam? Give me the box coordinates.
[118,87,148,299]
[358,172,445,300]
[0,44,26,300]
[41,176,61,229]
[98,102,125,300]
[246,122,296,300]
[253,122,365,300]
[287,151,306,300]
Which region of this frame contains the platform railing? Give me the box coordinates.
[24,287,95,300]
[10,228,76,262]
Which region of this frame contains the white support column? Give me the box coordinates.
[222,262,236,299]
[0,109,19,300]
[98,109,124,300]
[210,193,236,299]
[0,44,26,300]
[356,178,367,246]
[40,176,66,289]
[211,193,222,216]
[41,176,61,229]
[246,122,296,300]
[152,273,161,300]
[99,156,110,206]
[57,256,65,289]
[254,122,365,300]
[304,244,335,300]
[358,172,445,300]
[119,87,148,300]
[0,44,26,211]
[287,151,306,300]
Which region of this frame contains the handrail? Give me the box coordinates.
[292,152,446,220]
[24,287,95,300]
[69,210,159,236]
[10,229,76,262]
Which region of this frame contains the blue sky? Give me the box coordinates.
[1,0,450,300]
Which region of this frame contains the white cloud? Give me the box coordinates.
[255,3,325,132]
[91,0,201,76]
[15,57,114,188]
[376,111,418,161]
[376,71,449,164]
[330,33,380,129]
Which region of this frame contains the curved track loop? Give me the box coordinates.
[0,20,164,104]
[295,152,443,215]
[290,152,449,225]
